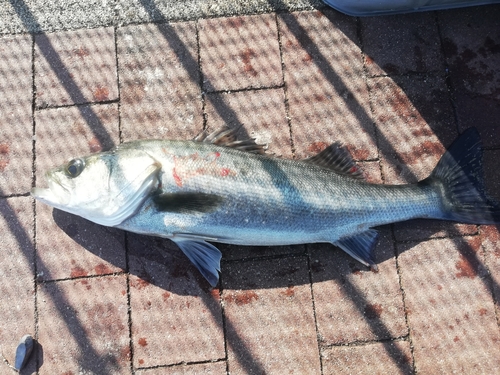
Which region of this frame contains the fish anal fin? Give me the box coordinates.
[153,192,224,213]
[194,127,267,155]
[172,239,222,287]
[333,229,379,270]
[304,142,364,179]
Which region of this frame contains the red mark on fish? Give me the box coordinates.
[172,151,236,187]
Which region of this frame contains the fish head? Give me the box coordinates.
[32,149,161,227]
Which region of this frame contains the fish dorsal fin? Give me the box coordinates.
[194,127,267,155]
[333,229,379,271]
[303,142,364,179]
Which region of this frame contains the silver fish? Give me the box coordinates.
[32,128,500,286]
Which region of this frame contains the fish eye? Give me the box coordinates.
[65,158,85,178]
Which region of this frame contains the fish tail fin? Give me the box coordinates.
[421,127,500,224]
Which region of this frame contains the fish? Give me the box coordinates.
[32,127,500,286]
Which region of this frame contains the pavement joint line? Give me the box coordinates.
[320,334,411,349]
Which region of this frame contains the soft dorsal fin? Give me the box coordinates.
[194,127,267,155]
[303,142,364,179]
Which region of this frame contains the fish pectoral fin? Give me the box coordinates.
[172,239,222,287]
[333,229,379,271]
[153,192,224,214]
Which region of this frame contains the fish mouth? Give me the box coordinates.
[31,172,71,207]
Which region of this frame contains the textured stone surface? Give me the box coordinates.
[222,256,321,374]
[322,340,413,375]
[0,34,33,195]
[128,233,225,368]
[34,104,125,281]
[439,6,500,148]
[311,229,407,345]
[279,10,377,161]
[37,276,130,374]
[398,237,500,374]
[117,22,203,141]
[0,197,35,371]
[35,27,118,108]
[361,12,443,76]
[199,14,282,92]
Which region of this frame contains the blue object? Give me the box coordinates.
[322,0,500,16]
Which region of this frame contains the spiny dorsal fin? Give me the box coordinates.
[194,127,267,155]
[303,142,364,179]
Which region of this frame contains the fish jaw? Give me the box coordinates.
[31,171,71,207]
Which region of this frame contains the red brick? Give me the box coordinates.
[481,225,500,310]
[394,219,477,242]
[205,88,292,157]
[369,75,456,184]
[322,340,413,375]
[37,276,130,374]
[0,197,35,371]
[398,236,500,373]
[0,35,33,195]
[361,13,443,76]
[136,361,227,374]
[128,233,224,368]
[118,22,203,141]
[439,6,500,147]
[311,229,407,345]
[279,10,376,161]
[35,28,118,107]
[34,104,124,281]
[199,14,282,92]
[222,256,321,374]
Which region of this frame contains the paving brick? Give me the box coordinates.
[35,104,119,180]
[127,233,224,368]
[37,275,131,374]
[199,14,282,92]
[484,149,500,202]
[0,197,36,371]
[35,27,118,107]
[118,22,203,141]
[393,219,477,242]
[481,225,500,310]
[398,236,500,373]
[369,75,456,184]
[205,88,292,157]
[0,34,33,195]
[361,13,443,76]
[310,229,407,345]
[34,104,125,281]
[279,10,377,161]
[222,256,321,374]
[322,340,413,375]
[439,6,500,148]
[35,202,126,281]
[136,361,227,374]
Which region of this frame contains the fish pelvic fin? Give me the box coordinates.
[333,229,379,271]
[422,127,500,224]
[172,239,222,287]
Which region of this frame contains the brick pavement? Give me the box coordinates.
[0,3,499,374]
